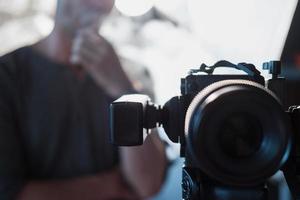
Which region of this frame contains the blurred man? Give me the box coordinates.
[0,0,167,199]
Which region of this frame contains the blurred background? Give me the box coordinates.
[0,0,298,199]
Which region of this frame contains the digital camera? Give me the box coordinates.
[110,60,299,200]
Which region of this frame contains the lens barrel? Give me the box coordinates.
[185,80,292,186]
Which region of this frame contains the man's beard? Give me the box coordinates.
[59,11,107,38]
[77,5,109,31]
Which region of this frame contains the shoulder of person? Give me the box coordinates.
[0,46,31,80]
[0,49,24,122]
[0,46,32,104]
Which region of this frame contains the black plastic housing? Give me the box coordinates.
[110,95,148,146]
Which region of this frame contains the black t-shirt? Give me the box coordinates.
[0,46,119,199]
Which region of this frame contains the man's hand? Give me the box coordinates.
[70,30,134,97]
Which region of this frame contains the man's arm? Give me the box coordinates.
[17,168,137,200]
[71,30,168,198]
[120,131,168,198]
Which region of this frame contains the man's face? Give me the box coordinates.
[58,0,115,34]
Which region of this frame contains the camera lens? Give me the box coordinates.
[219,112,263,158]
[185,79,292,186]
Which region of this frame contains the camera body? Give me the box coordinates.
[110,61,299,200]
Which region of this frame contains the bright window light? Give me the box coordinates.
[115,0,154,17]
